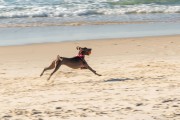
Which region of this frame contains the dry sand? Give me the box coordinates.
[0,35,180,120]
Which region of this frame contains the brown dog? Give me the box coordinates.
[40,46,101,80]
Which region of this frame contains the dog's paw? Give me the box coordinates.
[96,73,102,76]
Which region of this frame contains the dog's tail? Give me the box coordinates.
[57,55,63,61]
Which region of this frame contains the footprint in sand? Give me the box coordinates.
[162,99,176,103]
[10,109,29,116]
[2,115,12,119]
[0,73,6,74]
[31,109,42,115]
[136,103,144,106]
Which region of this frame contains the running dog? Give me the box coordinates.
[40,46,101,80]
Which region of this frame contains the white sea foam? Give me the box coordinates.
[0,0,180,18]
[0,0,180,28]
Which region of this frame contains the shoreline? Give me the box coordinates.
[1,34,180,48]
[1,13,180,28]
[0,20,161,28]
[0,22,180,46]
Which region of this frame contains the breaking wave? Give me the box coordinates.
[0,0,180,19]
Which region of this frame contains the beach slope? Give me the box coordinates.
[0,35,180,120]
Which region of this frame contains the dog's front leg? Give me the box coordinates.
[89,67,102,76]
[84,62,101,76]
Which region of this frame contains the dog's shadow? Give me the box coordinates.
[104,78,133,82]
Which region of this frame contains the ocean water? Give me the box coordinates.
[0,0,180,46]
[0,0,180,27]
[0,22,180,46]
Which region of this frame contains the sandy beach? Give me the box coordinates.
[0,35,180,120]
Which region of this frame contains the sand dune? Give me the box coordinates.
[0,35,180,120]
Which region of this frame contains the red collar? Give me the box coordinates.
[77,54,84,59]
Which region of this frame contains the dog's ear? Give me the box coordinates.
[76,46,81,50]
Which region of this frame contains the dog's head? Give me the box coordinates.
[76,46,92,56]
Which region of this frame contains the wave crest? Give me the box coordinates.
[0,0,180,19]
[107,0,180,5]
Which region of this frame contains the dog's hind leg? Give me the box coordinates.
[40,55,61,77]
[47,59,62,80]
[40,60,56,77]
